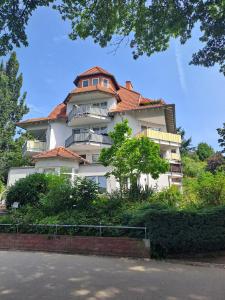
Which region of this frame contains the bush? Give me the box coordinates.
[151,185,183,208]
[125,204,225,257]
[196,171,225,206]
[182,155,206,177]
[72,177,99,210]
[40,177,73,215]
[6,173,49,208]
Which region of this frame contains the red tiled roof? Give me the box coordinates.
[33,147,89,163]
[17,103,67,127]
[17,67,167,126]
[78,66,112,77]
[48,103,67,119]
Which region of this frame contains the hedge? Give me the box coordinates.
[143,206,225,258]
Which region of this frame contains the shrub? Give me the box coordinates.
[196,171,225,206]
[40,177,73,215]
[182,155,206,177]
[151,185,183,208]
[6,173,49,208]
[72,177,99,210]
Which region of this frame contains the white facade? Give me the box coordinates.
[9,67,182,192]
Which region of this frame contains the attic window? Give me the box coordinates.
[92,78,99,85]
[103,79,109,88]
[82,80,89,87]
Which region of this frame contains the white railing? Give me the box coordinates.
[22,140,46,155]
[68,105,108,122]
[65,133,112,148]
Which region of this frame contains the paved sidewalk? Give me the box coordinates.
[0,251,224,300]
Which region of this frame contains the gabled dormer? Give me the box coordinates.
[74,66,120,91]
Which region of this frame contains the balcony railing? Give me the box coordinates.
[68,105,108,123]
[65,133,112,148]
[22,140,46,155]
[139,129,181,144]
[170,163,182,173]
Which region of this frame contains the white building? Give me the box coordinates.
[8,66,182,192]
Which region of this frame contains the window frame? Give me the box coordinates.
[92,78,99,86]
[82,79,89,87]
[103,78,109,88]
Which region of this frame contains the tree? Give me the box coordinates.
[176,127,192,155]
[99,120,169,197]
[56,0,225,75]
[196,142,214,161]
[217,123,225,153]
[0,52,29,183]
[0,1,53,56]
[0,1,224,74]
[206,152,225,173]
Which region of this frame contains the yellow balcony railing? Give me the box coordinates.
[139,129,181,144]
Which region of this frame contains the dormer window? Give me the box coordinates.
[92,78,99,85]
[82,80,89,87]
[103,79,109,88]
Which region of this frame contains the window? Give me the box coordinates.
[103,79,109,88]
[92,78,99,85]
[82,80,89,87]
[171,149,177,154]
[92,154,100,163]
[93,126,107,134]
[141,125,147,131]
[43,168,56,174]
[92,102,107,109]
[60,167,73,179]
[80,154,87,165]
[86,176,107,193]
[100,102,107,108]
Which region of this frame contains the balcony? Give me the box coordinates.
[139,129,181,145]
[22,140,47,157]
[68,105,111,126]
[65,133,112,151]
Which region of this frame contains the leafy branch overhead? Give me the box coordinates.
[0,1,224,74]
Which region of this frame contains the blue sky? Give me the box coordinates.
[15,7,225,150]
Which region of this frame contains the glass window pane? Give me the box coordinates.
[98,176,107,192]
[82,80,89,87]
[103,79,109,87]
[92,78,99,85]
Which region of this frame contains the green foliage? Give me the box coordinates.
[176,127,192,155]
[99,120,168,196]
[71,177,99,210]
[40,177,73,215]
[40,176,99,214]
[196,142,214,161]
[182,155,206,177]
[0,1,54,56]
[0,52,30,183]
[1,2,224,74]
[217,123,225,153]
[196,172,225,206]
[134,206,225,257]
[6,173,49,208]
[56,0,225,74]
[151,186,183,208]
[206,152,225,173]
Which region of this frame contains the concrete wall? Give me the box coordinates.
[7,167,36,186]
[49,121,72,149]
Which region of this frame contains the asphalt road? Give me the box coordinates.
[0,251,224,300]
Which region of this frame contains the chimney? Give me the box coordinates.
[125,81,133,90]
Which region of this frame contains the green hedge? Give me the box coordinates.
[144,206,225,258]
